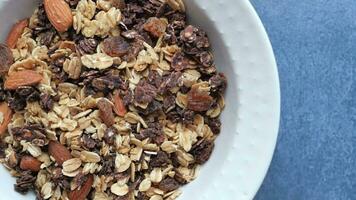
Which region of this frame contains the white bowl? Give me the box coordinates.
[0,0,280,199]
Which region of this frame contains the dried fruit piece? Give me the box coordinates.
[102,36,130,57]
[76,38,98,55]
[187,86,214,112]
[4,70,42,90]
[44,0,73,32]
[20,156,42,172]
[0,102,13,135]
[97,98,115,127]
[48,141,72,166]
[143,17,167,38]
[134,81,157,105]
[158,177,180,192]
[68,175,93,200]
[113,90,127,117]
[6,19,29,49]
[190,140,214,164]
[171,52,189,71]
[0,44,14,74]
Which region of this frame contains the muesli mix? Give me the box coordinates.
[0,0,227,199]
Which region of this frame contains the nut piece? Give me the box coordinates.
[97,98,115,127]
[0,44,14,74]
[44,0,73,32]
[48,141,72,166]
[68,175,94,200]
[112,90,127,117]
[4,70,42,90]
[20,156,42,172]
[143,17,167,38]
[6,18,29,49]
[0,102,12,135]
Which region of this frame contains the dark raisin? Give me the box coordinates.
[134,81,157,104]
[190,140,214,164]
[150,151,170,167]
[102,36,130,57]
[40,93,54,111]
[171,52,189,71]
[209,73,227,93]
[76,38,98,55]
[158,177,180,192]
[206,117,221,134]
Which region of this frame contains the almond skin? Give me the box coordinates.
[6,18,29,49]
[113,90,127,117]
[4,70,42,90]
[20,156,42,172]
[68,175,94,200]
[44,0,73,32]
[0,102,12,135]
[48,141,72,166]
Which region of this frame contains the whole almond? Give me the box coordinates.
[6,18,29,49]
[48,141,72,166]
[20,155,42,172]
[0,102,12,135]
[68,175,94,200]
[4,70,42,90]
[113,90,127,117]
[0,44,14,75]
[44,0,73,32]
[97,98,115,127]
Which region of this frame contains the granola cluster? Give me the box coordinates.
[0,0,227,199]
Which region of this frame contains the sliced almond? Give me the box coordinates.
[4,70,42,90]
[6,18,29,49]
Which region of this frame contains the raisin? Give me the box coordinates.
[150,151,170,167]
[102,36,130,57]
[76,38,98,55]
[190,140,214,164]
[40,93,54,111]
[209,73,227,93]
[171,52,189,71]
[97,99,115,127]
[134,81,157,104]
[158,177,180,192]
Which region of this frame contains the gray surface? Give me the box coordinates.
[251,0,355,200]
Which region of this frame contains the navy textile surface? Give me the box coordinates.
[251,1,355,200]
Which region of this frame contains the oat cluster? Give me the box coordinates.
[0,0,227,200]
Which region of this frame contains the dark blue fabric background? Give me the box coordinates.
[250,1,355,200]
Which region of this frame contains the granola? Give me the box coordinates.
[0,0,227,199]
